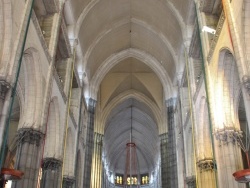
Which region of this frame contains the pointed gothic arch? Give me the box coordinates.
[88,48,173,101]
[18,48,44,130]
[215,49,241,129]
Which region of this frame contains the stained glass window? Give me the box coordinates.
[115,174,123,185]
[141,174,149,185]
[126,176,138,185]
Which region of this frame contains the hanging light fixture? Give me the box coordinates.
[0,168,24,187]
[124,106,140,188]
[232,126,250,183]
[233,152,250,183]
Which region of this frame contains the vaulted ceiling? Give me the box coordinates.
[65,0,194,176]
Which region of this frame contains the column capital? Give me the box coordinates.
[94,132,103,146]
[63,176,75,187]
[166,97,177,108]
[186,175,196,187]
[87,98,97,114]
[0,80,11,99]
[42,158,62,171]
[159,133,168,142]
[197,158,215,172]
[17,128,44,146]
[214,127,242,145]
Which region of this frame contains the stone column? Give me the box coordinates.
[214,128,245,188]
[186,176,196,188]
[62,176,75,188]
[0,81,11,152]
[166,98,178,187]
[196,159,215,188]
[160,133,168,187]
[91,133,103,188]
[40,158,62,188]
[101,161,106,188]
[82,98,96,188]
[221,0,250,129]
[242,76,250,94]
[0,81,10,113]
[11,128,43,188]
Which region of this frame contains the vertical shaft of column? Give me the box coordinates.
[83,98,96,188]
[11,129,43,188]
[97,134,102,188]
[221,0,248,75]
[101,161,105,188]
[40,158,62,188]
[0,81,10,153]
[91,133,103,188]
[98,134,103,187]
[0,81,10,118]
[195,103,216,188]
[166,98,178,188]
[160,133,168,187]
[214,129,245,188]
[90,133,97,188]
[221,0,250,127]
[0,0,34,164]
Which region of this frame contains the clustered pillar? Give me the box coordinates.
[11,128,43,188]
[160,133,168,187]
[196,159,215,188]
[91,133,103,188]
[0,81,11,150]
[82,98,96,188]
[62,176,75,188]
[40,158,62,188]
[186,176,196,188]
[214,128,245,188]
[166,98,178,187]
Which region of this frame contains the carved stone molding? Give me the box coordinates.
[31,12,52,63]
[160,133,168,143]
[63,176,75,187]
[207,11,225,62]
[214,128,242,145]
[59,17,72,58]
[189,23,201,60]
[42,158,62,171]
[242,75,250,94]
[197,158,215,172]
[186,175,196,187]
[17,128,44,146]
[43,0,59,14]
[95,133,103,146]
[88,98,97,114]
[0,80,11,100]
[166,97,177,111]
